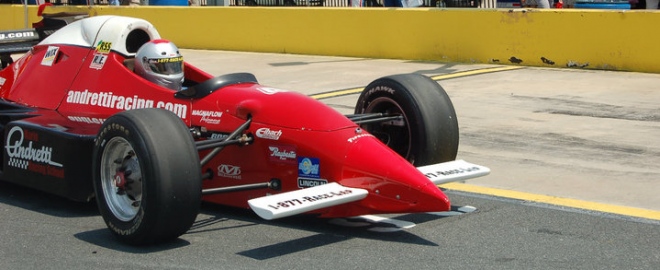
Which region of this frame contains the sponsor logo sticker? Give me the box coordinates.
[268,144,296,164]
[65,89,188,119]
[95,41,112,53]
[5,126,64,178]
[89,40,111,69]
[0,30,36,41]
[41,46,59,66]
[298,157,320,178]
[89,53,108,70]
[347,133,374,143]
[265,188,356,211]
[0,77,6,87]
[256,127,282,140]
[217,164,241,179]
[192,110,222,124]
[67,116,106,124]
[210,133,229,140]
[297,177,327,188]
[423,166,483,179]
[155,56,183,63]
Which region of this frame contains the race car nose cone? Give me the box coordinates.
[339,135,451,214]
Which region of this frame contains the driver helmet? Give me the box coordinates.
[135,39,184,91]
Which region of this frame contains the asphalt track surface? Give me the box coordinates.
[1,50,659,269]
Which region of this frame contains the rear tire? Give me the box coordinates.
[93,108,202,245]
[355,74,459,166]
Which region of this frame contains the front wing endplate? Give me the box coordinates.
[417,159,491,185]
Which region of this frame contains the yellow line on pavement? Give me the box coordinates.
[309,65,523,100]
[429,65,523,81]
[441,182,660,221]
[310,88,364,100]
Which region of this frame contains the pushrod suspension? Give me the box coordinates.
[201,179,281,195]
[353,115,403,125]
[198,118,252,167]
[345,113,384,121]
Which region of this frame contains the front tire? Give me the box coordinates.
[93,108,202,245]
[355,74,459,166]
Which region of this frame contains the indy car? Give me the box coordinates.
[0,15,489,245]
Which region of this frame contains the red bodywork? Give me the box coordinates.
[0,18,451,218]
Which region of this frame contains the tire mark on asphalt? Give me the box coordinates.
[512,95,660,122]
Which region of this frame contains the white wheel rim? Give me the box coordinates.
[100,137,143,222]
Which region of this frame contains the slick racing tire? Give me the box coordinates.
[355,74,459,166]
[93,108,202,245]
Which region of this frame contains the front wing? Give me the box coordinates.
[248,160,489,220]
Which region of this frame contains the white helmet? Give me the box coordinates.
[135,39,184,91]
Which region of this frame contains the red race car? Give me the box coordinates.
[0,15,489,245]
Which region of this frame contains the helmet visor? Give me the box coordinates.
[146,56,184,75]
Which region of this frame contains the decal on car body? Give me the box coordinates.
[88,41,112,70]
[5,126,64,178]
[297,177,327,188]
[265,188,355,211]
[298,157,320,178]
[67,115,106,124]
[255,127,282,140]
[192,110,222,124]
[347,133,374,143]
[217,164,241,179]
[66,89,188,119]
[89,53,108,70]
[210,133,229,140]
[95,41,112,53]
[41,46,59,66]
[268,144,296,164]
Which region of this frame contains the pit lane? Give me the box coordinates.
[0,50,659,269]
[1,180,658,269]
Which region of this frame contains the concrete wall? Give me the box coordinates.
[2,5,659,73]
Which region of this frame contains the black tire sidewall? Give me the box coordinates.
[356,74,459,165]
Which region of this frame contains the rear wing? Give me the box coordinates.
[0,12,88,68]
[0,29,40,55]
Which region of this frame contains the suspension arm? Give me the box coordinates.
[346,113,384,121]
[352,115,403,125]
[201,179,281,195]
[198,118,252,167]
[196,136,252,151]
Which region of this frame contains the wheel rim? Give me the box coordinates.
[100,137,143,222]
[363,96,413,162]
